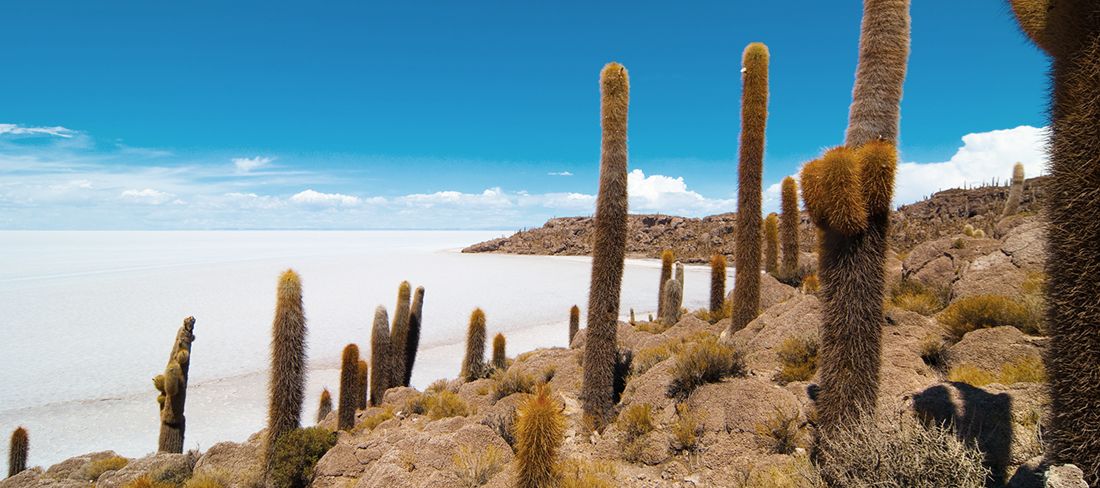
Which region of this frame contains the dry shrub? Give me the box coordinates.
[939,294,1041,340]
[634,320,673,334]
[480,407,516,449]
[815,414,989,487]
[402,390,472,420]
[353,406,395,432]
[801,274,820,294]
[889,280,946,315]
[426,378,453,394]
[452,444,504,487]
[755,407,803,454]
[947,364,997,386]
[775,336,819,384]
[617,403,655,442]
[671,402,702,452]
[83,455,129,481]
[491,369,535,401]
[182,471,230,488]
[121,476,174,488]
[918,335,950,372]
[732,455,825,488]
[560,459,617,488]
[667,335,746,398]
[948,357,1045,387]
[631,331,713,377]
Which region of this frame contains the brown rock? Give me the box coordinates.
[948,326,1044,373]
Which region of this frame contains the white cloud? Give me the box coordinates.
[627,169,734,215]
[120,188,175,205]
[232,156,275,173]
[548,171,573,176]
[289,189,362,206]
[0,123,75,138]
[399,187,513,208]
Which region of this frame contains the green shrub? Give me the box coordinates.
[269,427,337,488]
[83,455,129,481]
[491,369,535,401]
[775,336,818,384]
[667,335,746,398]
[939,294,1040,340]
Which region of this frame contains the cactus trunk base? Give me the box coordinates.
[158,420,184,454]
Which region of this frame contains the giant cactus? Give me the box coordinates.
[492,333,507,371]
[389,282,412,389]
[764,213,779,274]
[1009,1,1100,482]
[661,277,682,325]
[316,389,332,424]
[265,270,308,477]
[729,42,770,335]
[568,305,580,345]
[153,316,195,453]
[1001,162,1025,218]
[8,427,27,478]
[403,286,425,387]
[780,176,801,278]
[461,308,487,381]
[581,62,630,427]
[369,306,392,406]
[356,360,368,410]
[338,344,359,431]
[657,250,674,317]
[710,254,727,317]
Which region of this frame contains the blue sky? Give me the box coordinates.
[0,1,1050,229]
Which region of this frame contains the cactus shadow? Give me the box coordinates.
[912,383,1014,487]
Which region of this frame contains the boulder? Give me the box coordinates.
[948,326,1045,373]
[96,452,194,488]
[191,433,263,488]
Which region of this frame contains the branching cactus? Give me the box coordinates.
[515,386,565,488]
[316,389,332,424]
[568,305,580,345]
[710,254,727,317]
[369,306,391,406]
[801,142,898,434]
[492,333,507,371]
[1009,1,1100,482]
[389,281,412,389]
[729,42,770,335]
[581,62,630,427]
[403,286,425,387]
[1002,162,1025,218]
[338,344,359,431]
[780,176,801,278]
[8,427,27,478]
[265,270,307,476]
[661,278,683,325]
[657,250,674,317]
[153,316,195,453]
[461,308,487,381]
[356,360,368,410]
[764,213,779,274]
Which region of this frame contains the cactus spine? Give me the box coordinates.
[338,344,359,431]
[1009,2,1100,482]
[657,250,674,317]
[316,389,332,424]
[403,286,424,387]
[1002,162,1025,218]
[780,176,800,278]
[661,278,683,325]
[8,427,27,478]
[845,0,911,147]
[356,360,368,410]
[729,42,770,335]
[389,281,412,389]
[568,305,580,345]
[709,254,727,316]
[515,386,565,488]
[153,316,195,453]
[764,213,779,274]
[461,308,487,381]
[369,306,391,406]
[264,270,307,476]
[581,62,630,427]
[492,333,507,370]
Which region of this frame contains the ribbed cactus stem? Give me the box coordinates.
[316,389,332,424]
[369,306,391,407]
[389,281,412,389]
[338,344,359,431]
[515,386,565,488]
[8,427,27,478]
[492,333,507,370]
[729,42,770,335]
[657,250,674,317]
[709,255,727,315]
[154,316,195,453]
[780,176,801,278]
[356,360,368,410]
[1002,162,1025,218]
[461,308,487,381]
[581,62,630,427]
[265,270,307,475]
[568,305,580,345]
[403,286,424,387]
[661,278,682,325]
[764,213,779,274]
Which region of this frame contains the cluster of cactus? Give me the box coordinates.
[568,305,580,344]
[728,42,770,336]
[779,176,800,279]
[656,250,674,317]
[764,213,779,274]
[460,308,488,381]
[8,427,27,478]
[514,386,565,488]
[153,316,195,453]
[709,254,727,317]
[962,224,985,238]
[338,345,360,430]
[265,270,308,478]
[581,62,630,427]
[1009,1,1100,482]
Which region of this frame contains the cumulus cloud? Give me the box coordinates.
[627,169,733,215]
[232,156,275,173]
[399,187,512,208]
[0,123,75,138]
[289,189,362,206]
[120,188,175,205]
[547,171,573,176]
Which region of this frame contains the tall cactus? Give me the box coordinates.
[153,316,195,453]
[389,282,412,389]
[403,286,425,387]
[729,42,770,335]
[845,0,911,147]
[265,269,308,475]
[1001,162,1025,218]
[581,62,630,427]
[461,308,487,381]
[709,254,727,316]
[661,278,682,325]
[338,344,359,431]
[515,386,565,488]
[369,306,391,406]
[568,305,580,345]
[779,176,801,278]
[8,427,27,478]
[657,250,674,317]
[764,213,779,274]
[1009,1,1100,482]
[316,389,332,424]
[356,360,368,410]
[492,333,507,370]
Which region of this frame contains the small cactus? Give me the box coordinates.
[8,427,27,478]
[764,213,779,274]
[369,306,392,406]
[403,286,425,387]
[709,255,727,316]
[963,224,975,237]
[153,316,195,453]
[780,176,801,278]
[515,386,565,488]
[661,278,683,325]
[265,270,307,474]
[1002,162,1025,218]
[461,308,487,381]
[316,389,332,424]
[492,333,507,370]
[569,305,580,345]
[657,250,674,317]
[629,308,636,325]
[389,282,412,390]
[356,360,368,410]
[338,344,359,431]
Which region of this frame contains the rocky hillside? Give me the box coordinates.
[463,177,1048,262]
